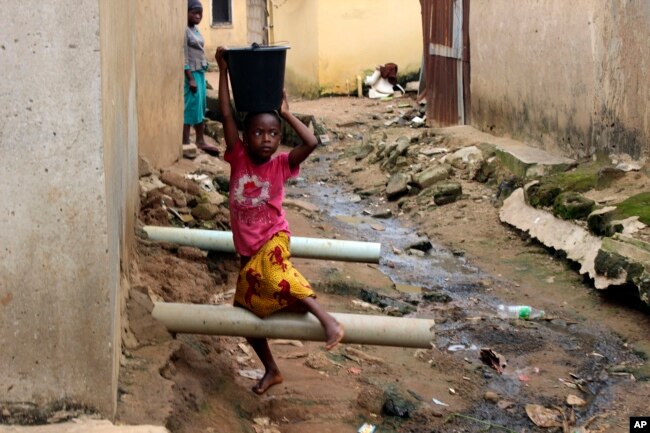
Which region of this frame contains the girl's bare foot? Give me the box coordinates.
[196,141,220,156]
[324,321,345,350]
[252,369,283,395]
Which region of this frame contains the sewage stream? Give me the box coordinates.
[284,152,642,430]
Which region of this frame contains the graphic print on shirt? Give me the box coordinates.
[232,173,273,225]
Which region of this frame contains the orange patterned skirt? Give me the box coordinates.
[234,232,315,318]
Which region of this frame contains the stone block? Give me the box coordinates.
[413,164,453,189]
[386,173,411,201]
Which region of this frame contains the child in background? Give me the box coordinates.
[215,46,344,395]
[183,0,220,156]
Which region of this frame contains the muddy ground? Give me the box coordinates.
[120,96,650,433]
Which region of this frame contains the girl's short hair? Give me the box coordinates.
[243,111,282,131]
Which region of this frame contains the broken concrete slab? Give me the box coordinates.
[0,419,169,433]
[500,188,619,289]
[439,126,576,178]
[595,235,650,306]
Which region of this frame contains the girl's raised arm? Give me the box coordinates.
[282,91,319,170]
[216,47,239,152]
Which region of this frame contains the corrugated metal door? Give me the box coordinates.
[421,0,470,126]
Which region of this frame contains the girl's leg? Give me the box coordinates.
[194,122,220,156]
[246,337,283,395]
[182,124,191,144]
[298,296,344,350]
[194,121,206,145]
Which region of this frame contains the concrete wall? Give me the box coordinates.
[471,0,650,159]
[199,0,250,59]
[136,1,185,169]
[99,0,140,414]
[316,0,422,95]
[271,0,320,97]
[271,0,421,96]
[0,0,140,417]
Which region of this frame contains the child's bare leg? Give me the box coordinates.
[194,121,206,145]
[246,337,283,395]
[194,122,220,155]
[182,124,191,144]
[298,297,344,350]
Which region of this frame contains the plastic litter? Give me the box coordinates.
[432,397,449,407]
[357,423,376,433]
[497,304,545,319]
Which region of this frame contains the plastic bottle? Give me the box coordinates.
[497,304,545,320]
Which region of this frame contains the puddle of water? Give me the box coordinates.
[394,283,422,294]
[334,215,376,225]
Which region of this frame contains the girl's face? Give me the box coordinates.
[188,8,203,26]
[244,114,282,163]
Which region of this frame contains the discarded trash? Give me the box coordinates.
[357,423,376,433]
[525,404,562,428]
[518,374,531,382]
[447,344,466,352]
[497,304,545,320]
[238,369,263,380]
[432,397,449,407]
[185,173,210,182]
[383,398,410,418]
[347,367,362,375]
[411,116,425,126]
[479,348,507,374]
[407,389,425,401]
[566,394,587,406]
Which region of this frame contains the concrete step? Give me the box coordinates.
[439,125,576,178]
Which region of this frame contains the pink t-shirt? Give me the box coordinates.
[224,139,299,256]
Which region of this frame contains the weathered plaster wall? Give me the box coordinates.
[199,0,249,59]
[317,0,422,95]
[272,0,421,97]
[271,0,320,98]
[0,0,139,417]
[471,0,649,159]
[594,1,650,159]
[99,0,139,415]
[136,0,185,169]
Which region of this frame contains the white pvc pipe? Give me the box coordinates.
[143,226,381,263]
[152,303,435,349]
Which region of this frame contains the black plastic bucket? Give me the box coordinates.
[226,44,289,113]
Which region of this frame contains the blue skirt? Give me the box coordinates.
[184,70,206,126]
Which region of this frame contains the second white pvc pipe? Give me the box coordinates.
[143,226,381,263]
[153,302,435,349]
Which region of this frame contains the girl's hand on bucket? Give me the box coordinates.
[279,90,289,117]
[216,46,228,70]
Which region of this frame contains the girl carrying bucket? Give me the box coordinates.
[215,46,344,395]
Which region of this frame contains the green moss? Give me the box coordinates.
[397,69,421,88]
[553,192,595,220]
[527,183,562,208]
[547,161,605,192]
[613,192,650,225]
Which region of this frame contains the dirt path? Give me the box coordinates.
[121,96,650,433]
